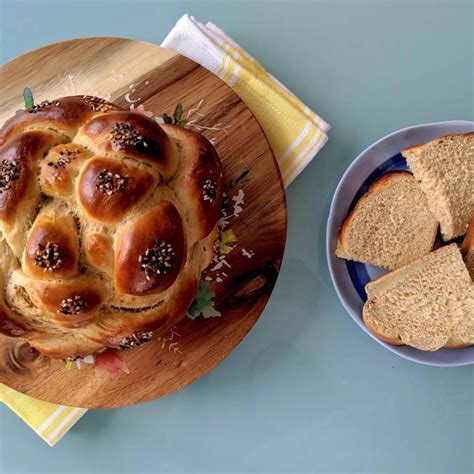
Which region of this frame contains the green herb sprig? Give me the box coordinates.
[162,103,189,127]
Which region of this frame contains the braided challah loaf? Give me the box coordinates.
[0,96,223,359]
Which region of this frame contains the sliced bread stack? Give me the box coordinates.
[336,132,474,351]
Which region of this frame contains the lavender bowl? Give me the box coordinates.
[326,120,474,367]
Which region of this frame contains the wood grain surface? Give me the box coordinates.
[0,38,286,408]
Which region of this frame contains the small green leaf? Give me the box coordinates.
[188,281,221,319]
[177,119,189,128]
[173,103,183,123]
[219,229,237,254]
[65,359,73,370]
[162,112,173,124]
[23,87,34,109]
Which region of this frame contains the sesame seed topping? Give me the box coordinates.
[139,240,174,280]
[110,122,145,148]
[28,100,54,113]
[0,160,20,193]
[202,178,218,202]
[34,241,63,272]
[47,149,79,169]
[96,169,127,196]
[118,331,153,350]
[83,95,112,112]
[60,295,87,315]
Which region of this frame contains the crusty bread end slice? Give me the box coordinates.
[363,244,474,351]
[336,171,438,270]
[402,133,474,241]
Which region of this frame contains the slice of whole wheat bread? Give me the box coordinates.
[363,244,474,351]
[402,132,474,241]
[461,215,474,280]
[336,171,438,270]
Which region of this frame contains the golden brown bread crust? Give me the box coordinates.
[23,213,79,279]
[163,124,224,241]
[0,96,121,144]
[364,313,472,349]
[362,311,404,346]
[77,156,158,223]
[40,143,93,199]
[114,202,185,296]
[75,111,178,177]
[402,132,474,155]
[0,130,66,224]
[84,232,114,273]
[26,276,107,328]
[0,96,223,358]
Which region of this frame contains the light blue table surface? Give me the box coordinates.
[0,1,473,473]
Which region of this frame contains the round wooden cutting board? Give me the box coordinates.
[0,38,287,407]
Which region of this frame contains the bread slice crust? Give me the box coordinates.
[363,313,472,349]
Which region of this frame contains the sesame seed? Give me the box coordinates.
[60,295,87,315]
[139,240,174,279]
[34,241,62,272]
[83,95,112,112]
[47,148,79,169]
[118,331,153,350]
[202,178,218,202]
[0,160,20,193]
[96,169,127,196]
[27,100,53,113]
[110,122,144,148]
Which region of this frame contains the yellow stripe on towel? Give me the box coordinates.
[211,44,329,186]
[1,384,86,446]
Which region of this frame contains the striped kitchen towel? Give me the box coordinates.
[1,14,330,446]
[162,14,330,186]
[1,384,86,446]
